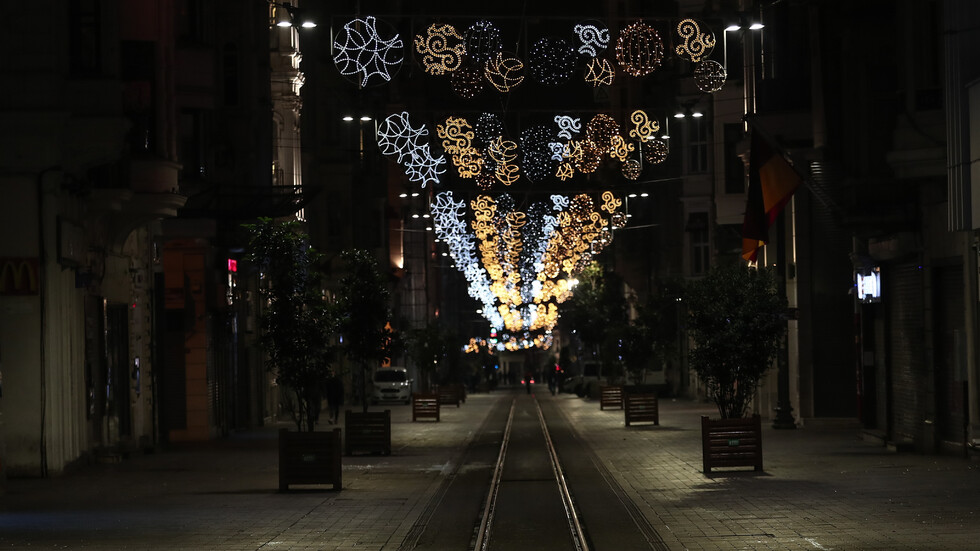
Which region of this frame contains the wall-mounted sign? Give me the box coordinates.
[856,267,881,303]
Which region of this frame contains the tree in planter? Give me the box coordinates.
[686,263,786,419]
[334,249,395,413]
[404,321,449,392]
[245,218,335,432]
[559,261,627,378]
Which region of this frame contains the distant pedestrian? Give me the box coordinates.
[325,369,344,424]
[525,371,532,394]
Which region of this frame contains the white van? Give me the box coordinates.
[371,367,412,404]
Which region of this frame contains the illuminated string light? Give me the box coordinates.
[586,114,620,150]
[601,191,623,214]
[333,16,404,87]
[622,159,642,180]
[674,18,716,63]
[695,59,727,93]
[474,113,504,147]
[554,116,582,140]
[437,116,483,178]
[628,109,660,141]
[616,21,664,77]
[643,138,669,164]
[376,111,446,187]
[574,21,610,56]
[451,61,485,99]
[415,23,467,75]
[584,58,615,86]
[528,37,577,86]
[521,125,558,183]
[485,52,525,92]
[609,135,635,162]
[488,136,520,185]
[464,20,502,64]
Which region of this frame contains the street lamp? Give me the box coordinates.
[273,2,316,28]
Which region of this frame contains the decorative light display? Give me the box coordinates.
[437,116,483,178]
[485,52,525,92]
[529,37,577,86]
[584,58,615,86]
[628,109,660,141]
[333,16,404,87]
[431,190,622,333]
[573,139,603,173]
[554,116,582,140]
[674,18,716,63]
[616,21,665,77]
[415,23,467,75]
[464,20,502,64]
[609,135,635,162]
[451,61,485,99]
[376,111,446,187]
[521,125,558,183]
[488,136,520,185]
[475,113,504,146]
[622,159,642,180]
[695,59,727,93]
[643,137,669,164]
[574,21,610,57]
[586,114,621,150]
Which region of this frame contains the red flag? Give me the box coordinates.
[741,131,801,261]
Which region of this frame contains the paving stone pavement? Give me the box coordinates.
[1,388,978,550]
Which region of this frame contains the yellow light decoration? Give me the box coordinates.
[644,138,669,164]
[674,18,716,63]
[628,109,660,141]
[574,139,602,174]
[556,163,575,181]
[584,58,615,86]
[622,160,642,180]
[488,136,520,185]
[615,21,664,77]
[485,52,525,92]
[601,191,622,214]
[414,23,466,75]
[586,114,620,149]
[437,116,483,178]
[609,135,635,162]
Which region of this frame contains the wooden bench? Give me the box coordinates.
[600,385,623,410]
[701,414,763,474]
[435,384,462,407]
[412,393,440,421]
[624,392,659,426]
[343,410,391,456]
[278,428,342,491]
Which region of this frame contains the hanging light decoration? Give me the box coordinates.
[528,37,577,86]
[615,21,665,77]
[485,52,525,92]
[673,18,716,63]
[584,58,615,86]
[333,16,404,87]
[451,61,486,99]
[414,23,467,75]
[376,111,446,187]
[521,125,558,183]
[586,114,620,151]
[695,59,727,93]
[622,159,642,180]
[644,137,669,164]
[574,21,610,57]
[437,116,483,178]
[464,20,502,64]
[474,113,504,147]
[628,109,660,141]
[488,136,520,185]
[554,116,582,140]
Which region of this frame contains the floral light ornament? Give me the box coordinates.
[488,136,520,185]
[333,16,404,87]
[485,52,525,92]
[674,18,716,63]
[414,23,467,75]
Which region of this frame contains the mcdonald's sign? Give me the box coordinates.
[0,258,39,296]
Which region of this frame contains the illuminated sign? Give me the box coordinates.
[227,259,238,273]
[856,267,881,303]
[0,258,39,295]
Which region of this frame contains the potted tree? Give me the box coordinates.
[334,249,396,453]
[244,218,342,490]
[686,263,785,473]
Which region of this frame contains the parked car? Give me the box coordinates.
[371,367,412,404]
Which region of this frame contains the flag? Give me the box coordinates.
[741,130,801,262]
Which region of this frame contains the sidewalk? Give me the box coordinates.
[1,389,979,550]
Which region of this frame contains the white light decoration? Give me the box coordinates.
[554,115,582,140]
[451,62,485,99]
[548,142,566,161]
[616,21,664,77]
[485,52,525,92]
[333,16,404,87]
[674,18,716,63]
[474,113,504,147]
[695,59,727,93]
[584,58,615,86]
[465,20,502,64]
[529,37,577,86]
[521,125,558,183]
[376,111,446,187]
[574,21,610,57]
[414,23,467,75]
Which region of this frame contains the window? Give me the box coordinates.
[688,120,708,173]
[687,213,710,275]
